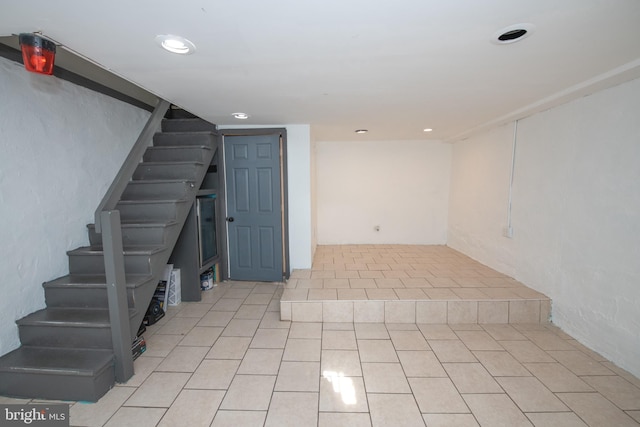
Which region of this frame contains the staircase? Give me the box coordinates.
[0,106,218,402]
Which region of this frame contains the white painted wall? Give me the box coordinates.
[316,140,451,244]
[218,124,313,270]
[0,57,150,356]
[448,77,640,377]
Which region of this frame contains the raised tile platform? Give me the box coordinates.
[281,245,550,324]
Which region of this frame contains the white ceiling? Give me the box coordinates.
[2,0,640,142]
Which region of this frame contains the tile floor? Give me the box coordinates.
[1,245,639,426]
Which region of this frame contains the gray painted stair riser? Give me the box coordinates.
[68,248,167,275]
[161,118,218,133]
[18,324,114,349]
[153,132,216,147]
[88,221,178,246]
[133,162,204,181]
[44,286,135,308]
[121,180,195,200]
[116,199,187,222]
[143,146,211,162]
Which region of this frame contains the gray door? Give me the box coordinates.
[224,134,283,281]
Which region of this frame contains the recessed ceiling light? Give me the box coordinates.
[491,23,535,45]
[423,128,433,132]
[355,129,368,134]
[155,35,196,54]
[232,112,250,119]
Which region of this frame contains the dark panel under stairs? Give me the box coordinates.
[0,115,218,402]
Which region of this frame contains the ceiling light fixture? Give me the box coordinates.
[355,129,368,134]
[232,112,250,119]
[19,33,56,75]
[423,128,433,132]
[492,23,535,45]
[155,35,196,54]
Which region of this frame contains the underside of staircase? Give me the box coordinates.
[0,107,218,402]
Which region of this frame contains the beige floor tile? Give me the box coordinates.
[385,301,416,323]
[582,375,640,410]
[424,288,460,300]
[244,293,273,305]
[323,301,354,322]
[70,386,135,427]
[178,326,223,347]
[500,340,556,363]
[294,279,324,289]
[318,412,372,427]
[397,350,447,377]
[265,392,318,427]
[525,412,588,427]
[185,359,240,389]
[234,304,267,319]
[289,322,322,339]
[324,278,351,288]
[358,339,399,362]
[428,340,477,362]
[366,289,398,300]
[309,289,338,300]
[292,302,323,321]
[319,375,369,412]
[211,410,266,427]
[220,375,276,411]
[482,324,527,341]
[122,356,163,387]
[478,301,509,323]
[221,319,261,337]
[206,336,251,359]
[155,346,208,372]
[335,271,361,279]
[275,361,320,392]
[157,389,223,427]
[322,350,363,377]
[125,372,191,407]
[237,348,283,375]
[422,413,479,427]
[368,394,425,427]
[223,289,252,299]
[455,330,503,351]
[355,323,389,339]
[463,393,533,427]
[389,330,430,350]
[627,411,640,423]
[509,300,541,323]
[497,377,568,412]
[154,316,200,336]
[338,289,368,299]
[557,392,639,427]
[520,330,575,351]
[444,362,502,393]
[418,324,457,340]
[197,310,234,327]
[283,338,322,361]
[362,362,411,393]
[524,363,593,392]
[323,330,358,350]
[259,311,291,328]
[324,322,355,330]
[350,278,378,288]
[401,278,431,288]
[354,301,385,322]
[473,351,530,376]
[450,323,483,331]
[547,350,614,376]
[416,301,448,323]
[103,407,166,427]
[250,328,289,349]
[375,278,404,288]
[409,377,469,413]
[448,301,478,324]
[212,298,245,312]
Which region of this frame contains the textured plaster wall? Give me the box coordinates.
[316,140,451,244]
[0,57,150,356]
[448,78,640,377]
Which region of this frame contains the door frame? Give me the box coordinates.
[218,128,290,282]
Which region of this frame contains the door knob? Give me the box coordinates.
[226,217,235,222]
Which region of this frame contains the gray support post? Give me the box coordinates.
[101,210,134,383]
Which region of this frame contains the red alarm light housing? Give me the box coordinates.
[19,33,56,75]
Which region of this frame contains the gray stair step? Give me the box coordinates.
[0,346,114,402]
[17,307,136,349]
[44,274,155,308]
[143,145,211,162]
[68,245,167,275]
[153,131,216,148]
[88,220,179,246]
[122,179,196,200]
[161,118,218,132]
[133,161,205,181]
[115,199,189,222]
